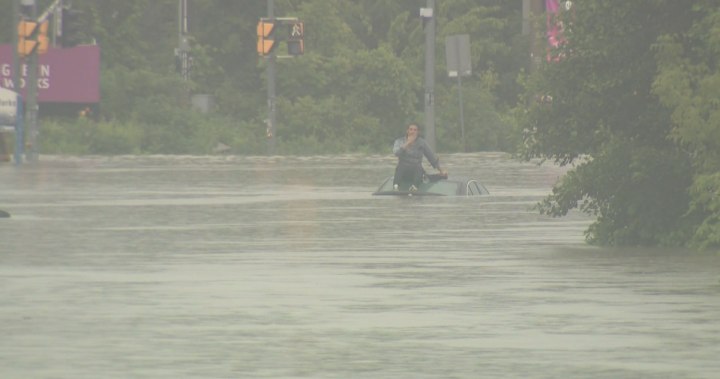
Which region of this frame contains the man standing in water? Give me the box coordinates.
[392,124,447,191]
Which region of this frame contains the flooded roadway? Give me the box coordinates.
[1,153,719,378]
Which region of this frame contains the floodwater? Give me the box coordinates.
[1,153,718,379]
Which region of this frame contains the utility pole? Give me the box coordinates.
[12,0,21,102]
[178,0,190,82]
[422,0,436,152]
[528,0,544,73]
[52,1,59,47]
[52,0,63,47]
[12,0,22,164]
[455,37,465,152]
[267,0,277,156]
[25,0,39,162]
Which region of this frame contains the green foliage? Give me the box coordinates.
[518,0,720,249]
[0,0,526,156]
[39,113,265,156]
[535,136,698,247]
[436,80,509,152]
[651,4,720,250]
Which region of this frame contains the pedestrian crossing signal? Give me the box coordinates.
[288,22,304,38]
[287,22,304,56]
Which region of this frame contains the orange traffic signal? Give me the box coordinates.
[38,20,49,54]
[18,20,38,57]
[18,20,49,57]
[256,21,277,56]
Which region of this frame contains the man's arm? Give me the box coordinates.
[422,142,439,169]
[422,142,447,175]
[392,138,405,157]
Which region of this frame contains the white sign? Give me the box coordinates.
[0,87,19,131]
[445,35,472,78]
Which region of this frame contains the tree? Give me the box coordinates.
[517,0,709,246]
[652,2,720,249]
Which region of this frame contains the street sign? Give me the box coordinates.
[0,87,19,130]
[445,35,471,77]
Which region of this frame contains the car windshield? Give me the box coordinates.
[380,179,459,196]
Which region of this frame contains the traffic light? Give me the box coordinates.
[61,8,83,49]
[18,20,38,57]
[18,20,42,58]
[256,21,277,56]
[17,20,49,57]
[287,22,304,56]
[37,20,49,54]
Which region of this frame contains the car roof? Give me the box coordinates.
[385,175,474,183]
[443,176,471,183]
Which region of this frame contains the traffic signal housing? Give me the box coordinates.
[18,20,38,57]
[257,21,277,56]
[61,8,83,49]
[287,22,304,56]
[37,20,49,54]
[17,20,49,57]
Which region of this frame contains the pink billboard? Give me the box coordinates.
[0,44,99,103]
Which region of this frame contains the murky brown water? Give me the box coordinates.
[1,153,719,378]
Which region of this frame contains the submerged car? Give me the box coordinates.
[372,174,489,196]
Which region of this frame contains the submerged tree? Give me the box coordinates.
[652,1,720,250]
[517,0,715,247]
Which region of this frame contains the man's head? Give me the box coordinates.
[406,123,419,138]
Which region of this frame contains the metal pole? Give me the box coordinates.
[183,0,188,36]
[12,0,23,164]
[183,0,189,81]
[52,1,60,47]
[423,0,436,152]
[179,0,184,80]
[15,98,24,166]
[178,0,188,81]
[529,0,544,73]
[178,0,182,44]
[455,37,465,153]
[26,0,39,162]
[267,0,277,156]
[12,0,21,97]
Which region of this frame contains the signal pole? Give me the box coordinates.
[12,0,23,164]
[528,0,544,73]
[257,5,303,156]
[267,0,277,156]
[422,0,436,152]
[178,0,190,81]
[25,0,39,161]
[12,0,21,104]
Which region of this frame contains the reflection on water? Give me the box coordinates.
[1,153,719,379]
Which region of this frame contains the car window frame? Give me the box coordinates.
[467,182,475,196]
[476,181,489,195]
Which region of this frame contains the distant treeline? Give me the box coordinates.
[0,0,527,155]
